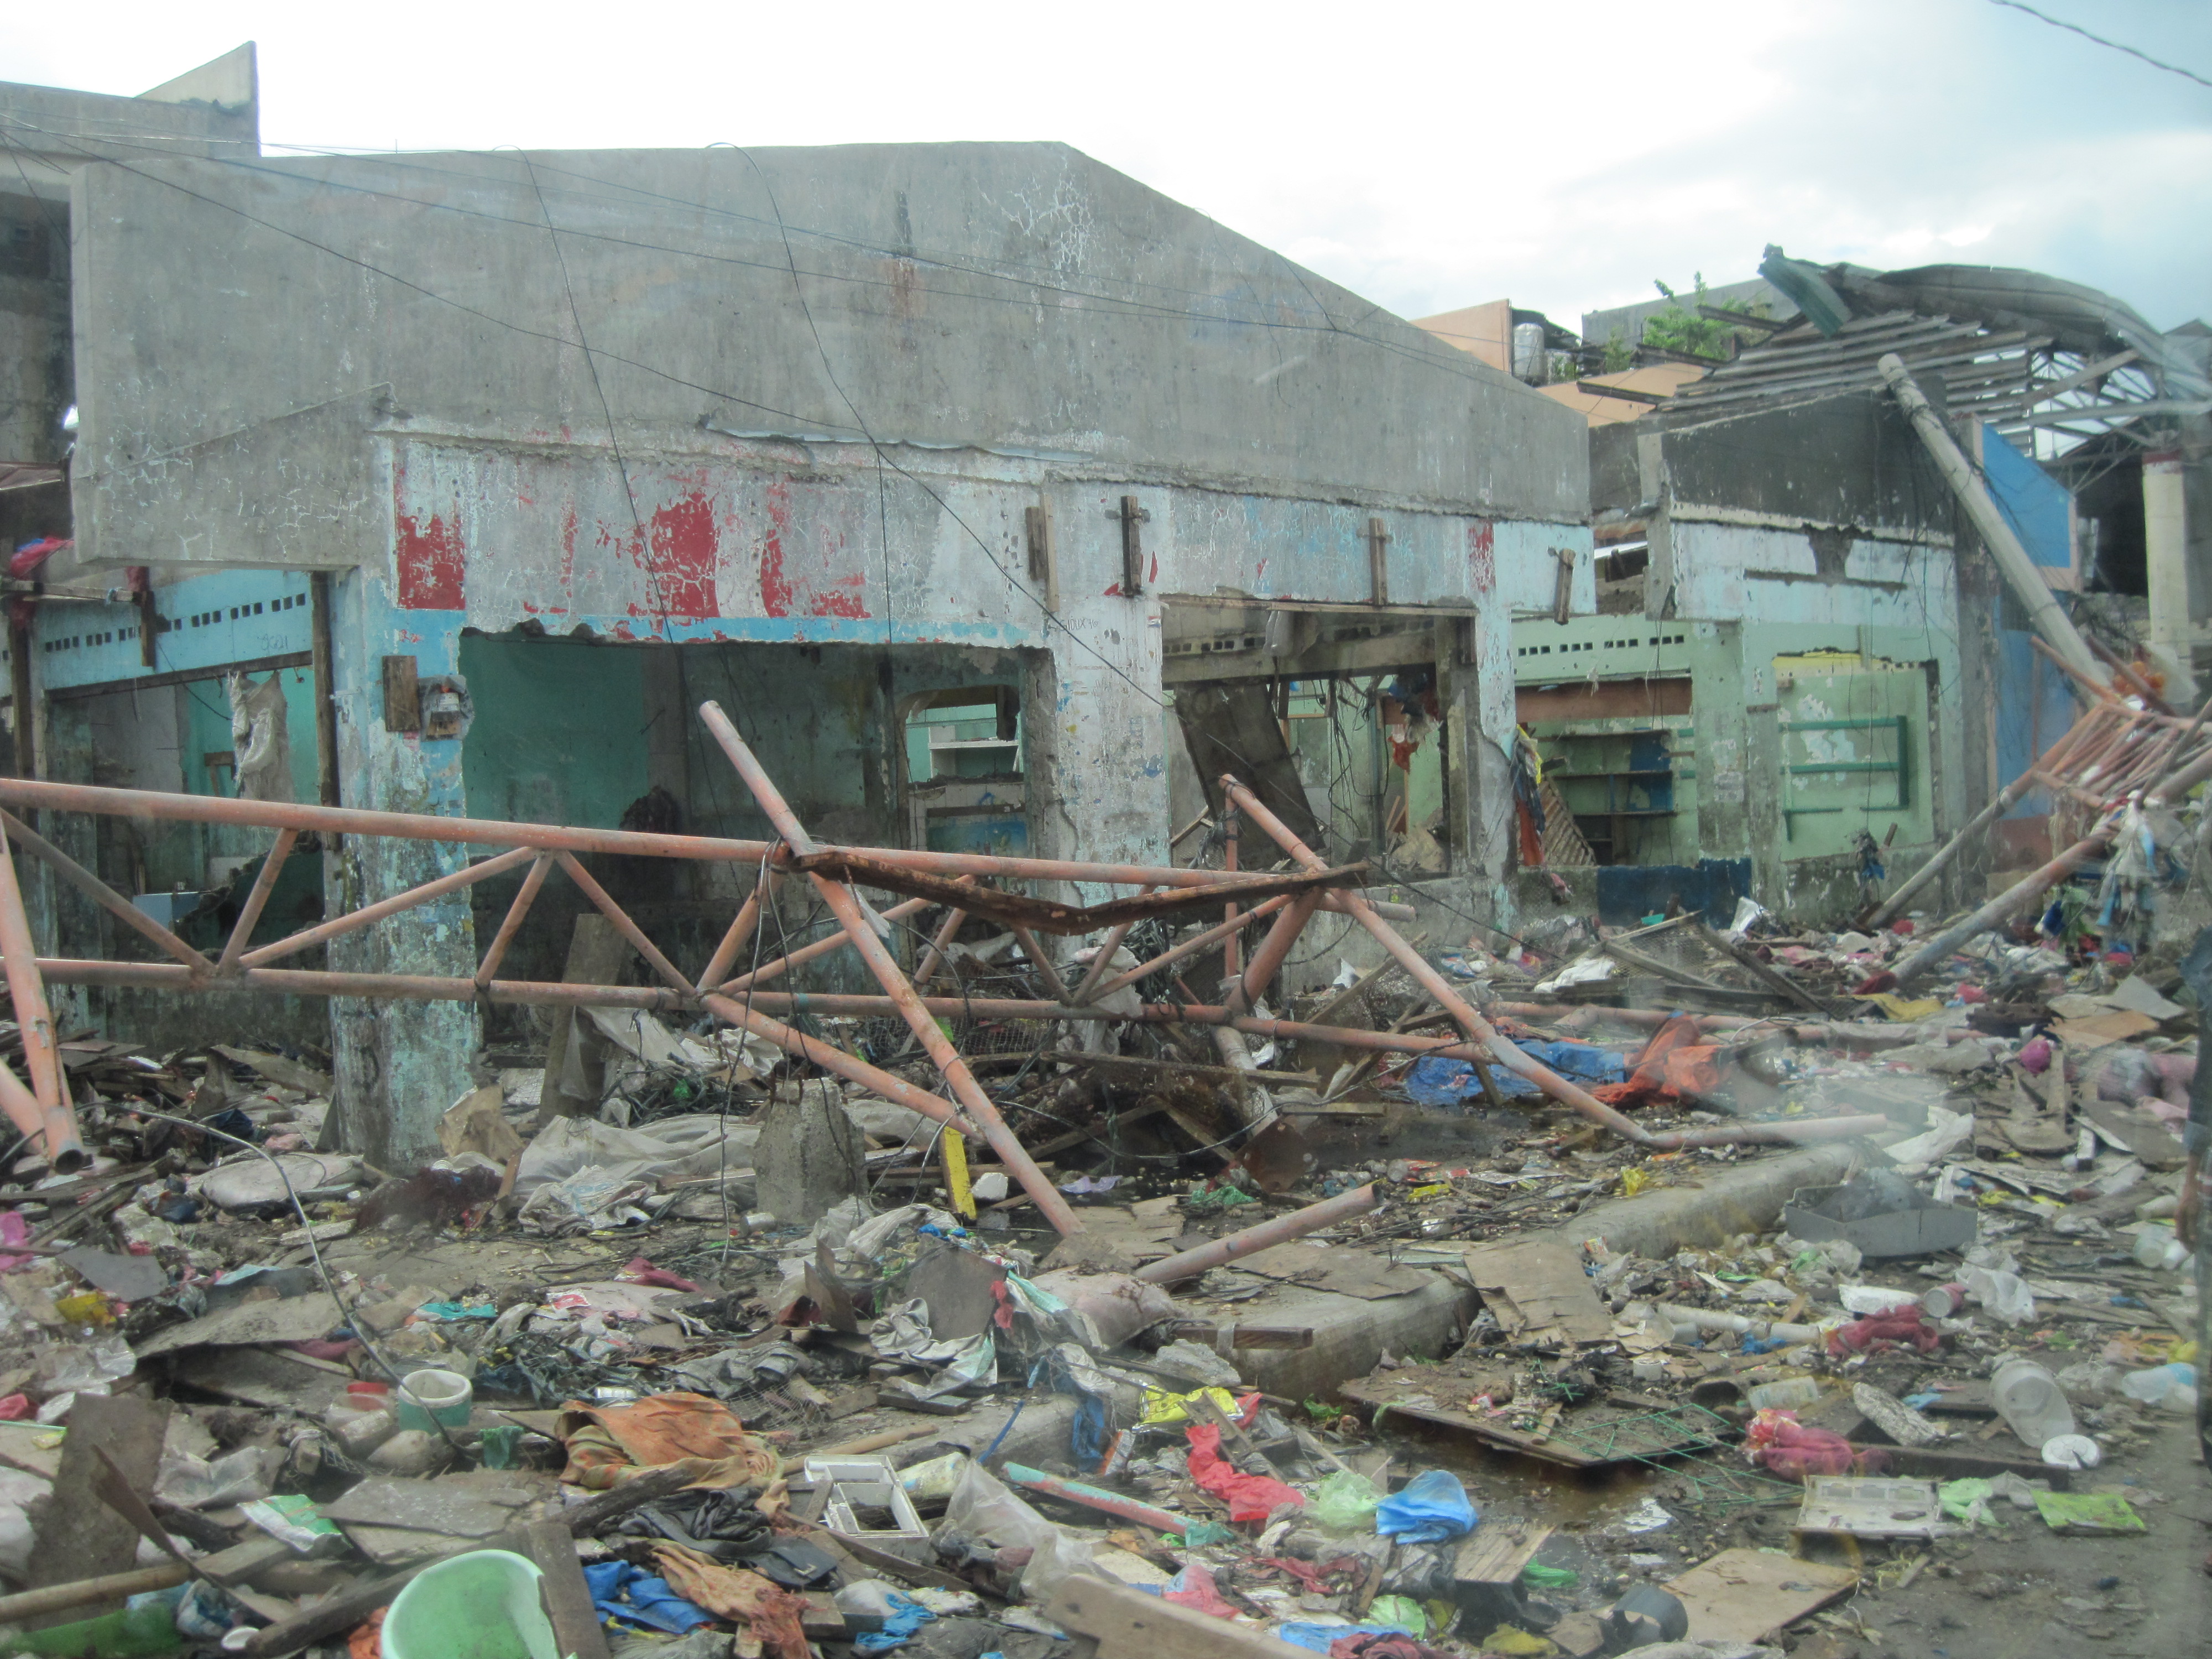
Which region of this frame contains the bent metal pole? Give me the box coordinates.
[0,820,84,1169]
[1215,773,1874,1155]
[697,700,1084,1237]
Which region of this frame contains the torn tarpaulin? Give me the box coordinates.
[1404,1040,1624,1105]
[583,1559,716,1634]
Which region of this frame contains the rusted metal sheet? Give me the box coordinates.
[789,849,1365,935]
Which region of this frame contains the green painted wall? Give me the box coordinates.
[458,637,650,827]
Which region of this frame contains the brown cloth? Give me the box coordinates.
[555,1391,782,1490]
[649,1544,811,1659]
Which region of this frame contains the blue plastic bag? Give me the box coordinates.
[1374,1468,1478,1542]
[581,1562,714,1634]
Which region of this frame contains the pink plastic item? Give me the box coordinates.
[2019,1036,2053,1074]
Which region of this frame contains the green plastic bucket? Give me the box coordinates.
[383,1550,557,1659]
[394,1368,473,1432]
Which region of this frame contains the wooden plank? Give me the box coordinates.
[1694,924,1832,1015]
[1452,1520,1554,1585]
[380,654,420,732]
[25,1394,170,1603]
[526,1520,613,1659]
[1665,1548,1857,1645]
[1048,1574,1313,1659]
[1460,1237,1613,1345]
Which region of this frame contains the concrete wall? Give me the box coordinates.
[50,138,1590,1160]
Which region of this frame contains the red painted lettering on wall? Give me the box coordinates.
[396,514,465,610]
[807,572,869,618]
[760,482,793,617]
[643,492,719,617]
[1468,520,1496,593]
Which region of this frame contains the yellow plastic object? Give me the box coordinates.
[941,1129,977,1221]
[1139,1385,1241,1426]
[1620,1168,1651,1198]
[54,1292,112,1327]
[383,1550,557,1659]
[1407,1182,1451,1201]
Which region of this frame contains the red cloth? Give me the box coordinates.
[622,1257,701,1292]
[1184,1423,1305,1524]
[1743,1407,1882,1480]
[1161,1563,1239,1619]
[1827,1309,1941,1356]
[0,1394,28,1421]
[1253,1557,1358,1592]
[1329,1635,1452,1659]
[7,539,67,580]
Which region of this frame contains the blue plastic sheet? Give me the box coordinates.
[1403,1041,1623,1107]
[855,1592,938,1652]
[1374,1468,1478,1542]
[582,1562,714,1635]
[1275,1625,1420,1653]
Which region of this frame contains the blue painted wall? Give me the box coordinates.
[1983,426,2081,817]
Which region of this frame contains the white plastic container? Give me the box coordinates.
[2132,1225,2188,1272]
[2120,1361,2199,1410]
[1744,1377,1822,1411]
[1991,1356,2075,1446]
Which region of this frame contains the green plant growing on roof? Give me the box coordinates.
[1600,326,1635,374]
[1642,274,1768,361]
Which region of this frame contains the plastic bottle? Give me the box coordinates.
[0,1601,181,1657]
[1991,1356,2075,1446]
[323,1397,397,1458]
[2120,1361,2200,1411]
[1744,1378,1822,1411]
[2132,1225,2188,1272]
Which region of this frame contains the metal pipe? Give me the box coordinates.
[1233,891,1324,1013]
[1068,888,1155,1005]
[0,808,213,974]
[718,893,932,993]
[216,830,298,974]
[0,775,1417,916]
[1880,353,2108,689]
[698,989,979,1138]
[1222,808,1241,983]
[695,866,776,993]
[1088,896,1289,999]
[911,885,973,989]
[697,701,1083,1236]
[243,844,538,968]
[474,855,551,986]
[1865,706,2109,927]
[1653,1304,1822,1344]
[0,821,81,1169]
[0,1058,48,1157]
[1136,1183,1380,1283]
[999,1465,1193,1531]
[1010,925,1075,1005]
[555,852,692,993]
[1889,828,2114,990]
[1220,773,1663,1146]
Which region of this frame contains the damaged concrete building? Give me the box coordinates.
[1422,253,2211,928]
[1,50,1592,1160]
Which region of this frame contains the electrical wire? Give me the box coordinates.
[1986,0,2212,89]
[124,1106,473,1462]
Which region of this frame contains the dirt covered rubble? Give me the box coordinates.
[0,882,2198,1659]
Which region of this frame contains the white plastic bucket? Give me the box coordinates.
[383,1549,557,1659]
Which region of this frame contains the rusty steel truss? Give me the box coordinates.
[0,702,1885,1219]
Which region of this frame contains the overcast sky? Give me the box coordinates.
[9,1,2210,332]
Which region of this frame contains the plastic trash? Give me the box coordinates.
[1374,1468,1477,1542]
[1991,1357,2075,1446]
[385,1550,559,1659]
[1744,1378,1822,1411]
[1838,1286,1923,1316]
[154,1446,283,1509]
[896,1453,970,1502]
[2131,1225,2188,1272]
[1605,1585,1689,1650]
[1309,1468,1383,1535]
[0,1599,181,1657]
[1959,1265,2036,1325]
[2119,1362,2199,1411]
[395,1368,472,1431]
[941,1459,1097,1600]
[2041,1434,2103,1469]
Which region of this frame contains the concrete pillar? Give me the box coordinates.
[755,1078,867,1225]
[323,567,479,1167]
[2145,451,2196,701]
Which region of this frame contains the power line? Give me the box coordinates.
[1986,0,2212,90]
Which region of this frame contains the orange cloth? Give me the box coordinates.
[1591,1014,1724,1105]
[556,1392,782,1489]
[347,1609,385,1659]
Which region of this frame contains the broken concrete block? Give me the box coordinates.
[755,1081,867,1226]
